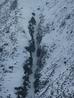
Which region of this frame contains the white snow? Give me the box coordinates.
[0,0,74,98]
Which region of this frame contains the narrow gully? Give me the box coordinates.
[26,14,37,98]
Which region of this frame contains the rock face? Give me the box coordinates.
[0,0,74,98]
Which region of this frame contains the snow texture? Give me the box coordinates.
[0,0,74,98]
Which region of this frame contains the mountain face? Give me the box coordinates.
[0,0,74,98]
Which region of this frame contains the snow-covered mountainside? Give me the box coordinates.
[0,0,74,98]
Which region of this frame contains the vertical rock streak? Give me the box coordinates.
[27,14,37,98]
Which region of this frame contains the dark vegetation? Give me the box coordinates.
[0,47,3,52]
[15,53,33,98]
[34,70,41,93]
[25,40,35,52]
[37,46,48,68]
[34,19,48,93]
[28,16,36,40]
[10,0,17,11]
[15,13,36,98]
[36,25,43,44]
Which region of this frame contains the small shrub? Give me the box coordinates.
[29,17,36,25]
[0,47,3,52]
[10,0,17,10]
[36,48,42,57]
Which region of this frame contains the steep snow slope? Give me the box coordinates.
[0,0,74,98]
[0,0,30,98]
[34,0,74,98]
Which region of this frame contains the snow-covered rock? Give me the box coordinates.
[0,0,74,98]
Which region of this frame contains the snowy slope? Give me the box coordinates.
[0,0,74,98]
[0,0,30,98]
[35,0,74,98]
